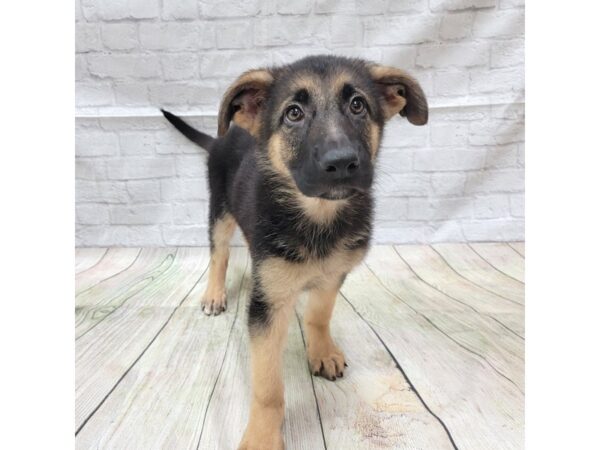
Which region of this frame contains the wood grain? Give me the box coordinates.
[340,257,524,450]
[508,242,525,257]
[75,248,107,274]
[396,245,524,309]
[75,248,140,294]
[77,248,244,449]
[75,245,525,450]
[469,243,525,283]
[75,248,175,338]
[198,267,325,450]
[368,246,524,386]
[75,248,210,432]
[395,245,524,338]
[298,292,456,449]
[433,243,524,304]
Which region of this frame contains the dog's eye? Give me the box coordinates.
[349,97,366,115]
[285,105,304,123]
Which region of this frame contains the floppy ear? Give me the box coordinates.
[369,65,428,125]
[217,69,274,137]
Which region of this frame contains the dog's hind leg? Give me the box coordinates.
[202,212,236,315]
[303,277,346,381]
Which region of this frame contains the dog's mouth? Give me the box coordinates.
[291,171,371,201]
[318,187,357,200]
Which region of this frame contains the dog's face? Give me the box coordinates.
[218,56,428,201]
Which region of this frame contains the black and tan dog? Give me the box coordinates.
[162,55,427,450]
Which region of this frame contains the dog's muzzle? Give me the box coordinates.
[292,147,373,200]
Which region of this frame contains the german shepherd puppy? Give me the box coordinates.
[162,55,427,450]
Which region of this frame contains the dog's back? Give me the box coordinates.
[159,110,262,247]
[206,124,261,247]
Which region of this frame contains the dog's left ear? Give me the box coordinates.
[369,65,428,125]
[218,69,274,137]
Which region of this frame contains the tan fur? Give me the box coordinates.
[264,135,350,227]
[266,133,293,179]
[290,73,321,96]
[202,214,237,315]
[266,125,352,225]
[257,247,366,302]
[380,88,407,120]
[240,308,291,450]
[296,195,348,224]
[368,64,428,125]
[242,247,366,448]
[168,58,428,450]
[369,65,409,119]
[332,72,352,92]
[218,69,274,137]
[368,120,382,159]
[232,109,261,138]
[285,73,332,115]
[304,282,345,380]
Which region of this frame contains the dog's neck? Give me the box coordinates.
[253,171,373,261]
[294,195,349,224]
[260,167,364,224]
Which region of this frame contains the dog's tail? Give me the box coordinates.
[160,109,215,151]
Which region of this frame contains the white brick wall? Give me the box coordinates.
[75,0,524,246]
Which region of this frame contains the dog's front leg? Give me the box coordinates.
[304,277,346,381]
[239,281,295,450]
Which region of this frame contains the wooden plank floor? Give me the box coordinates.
[75,243,525,450]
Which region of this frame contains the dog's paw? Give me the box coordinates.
[201,289,226,316]
[238,427,284,450]
[307,340,346,381]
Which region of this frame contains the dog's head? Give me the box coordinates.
[218,56,428,201]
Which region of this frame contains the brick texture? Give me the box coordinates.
[75,0,524,246]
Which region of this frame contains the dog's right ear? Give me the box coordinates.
[218,69,274,137]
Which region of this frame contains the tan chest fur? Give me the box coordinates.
[257,246,367,304]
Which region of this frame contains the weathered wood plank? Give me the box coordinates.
[199,253,325,450]
[75,248,140,294]
[395,244,524,338]
[368,246,523,345]
[76,248,174,308]
[74,245,525,450]
[75,248,107,274]
[433,243,524,304]
[366,246,524,391]
[76,248,246,449]
[469,243,525,283]
[340,252,524,450]
[75,248,210,432]
[508,242,525,257]
[298,292,456,450]
[396,245,524,313]
[75,248,176,338]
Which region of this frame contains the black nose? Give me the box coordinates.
[319,148,360,178]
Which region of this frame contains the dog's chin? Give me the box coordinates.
[298,185,358,200]
[318,187,356,200]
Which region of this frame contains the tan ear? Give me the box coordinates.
[217,69,274,137]
[369,65,428,125]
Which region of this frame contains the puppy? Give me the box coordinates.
[162,55,428,450]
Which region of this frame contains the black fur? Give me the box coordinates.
[247,279,270,330]
[161,114,371,329]
[162,56,430,449]
[162,55,426,332]
[262,57,381,200]
[161,109,215,149]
